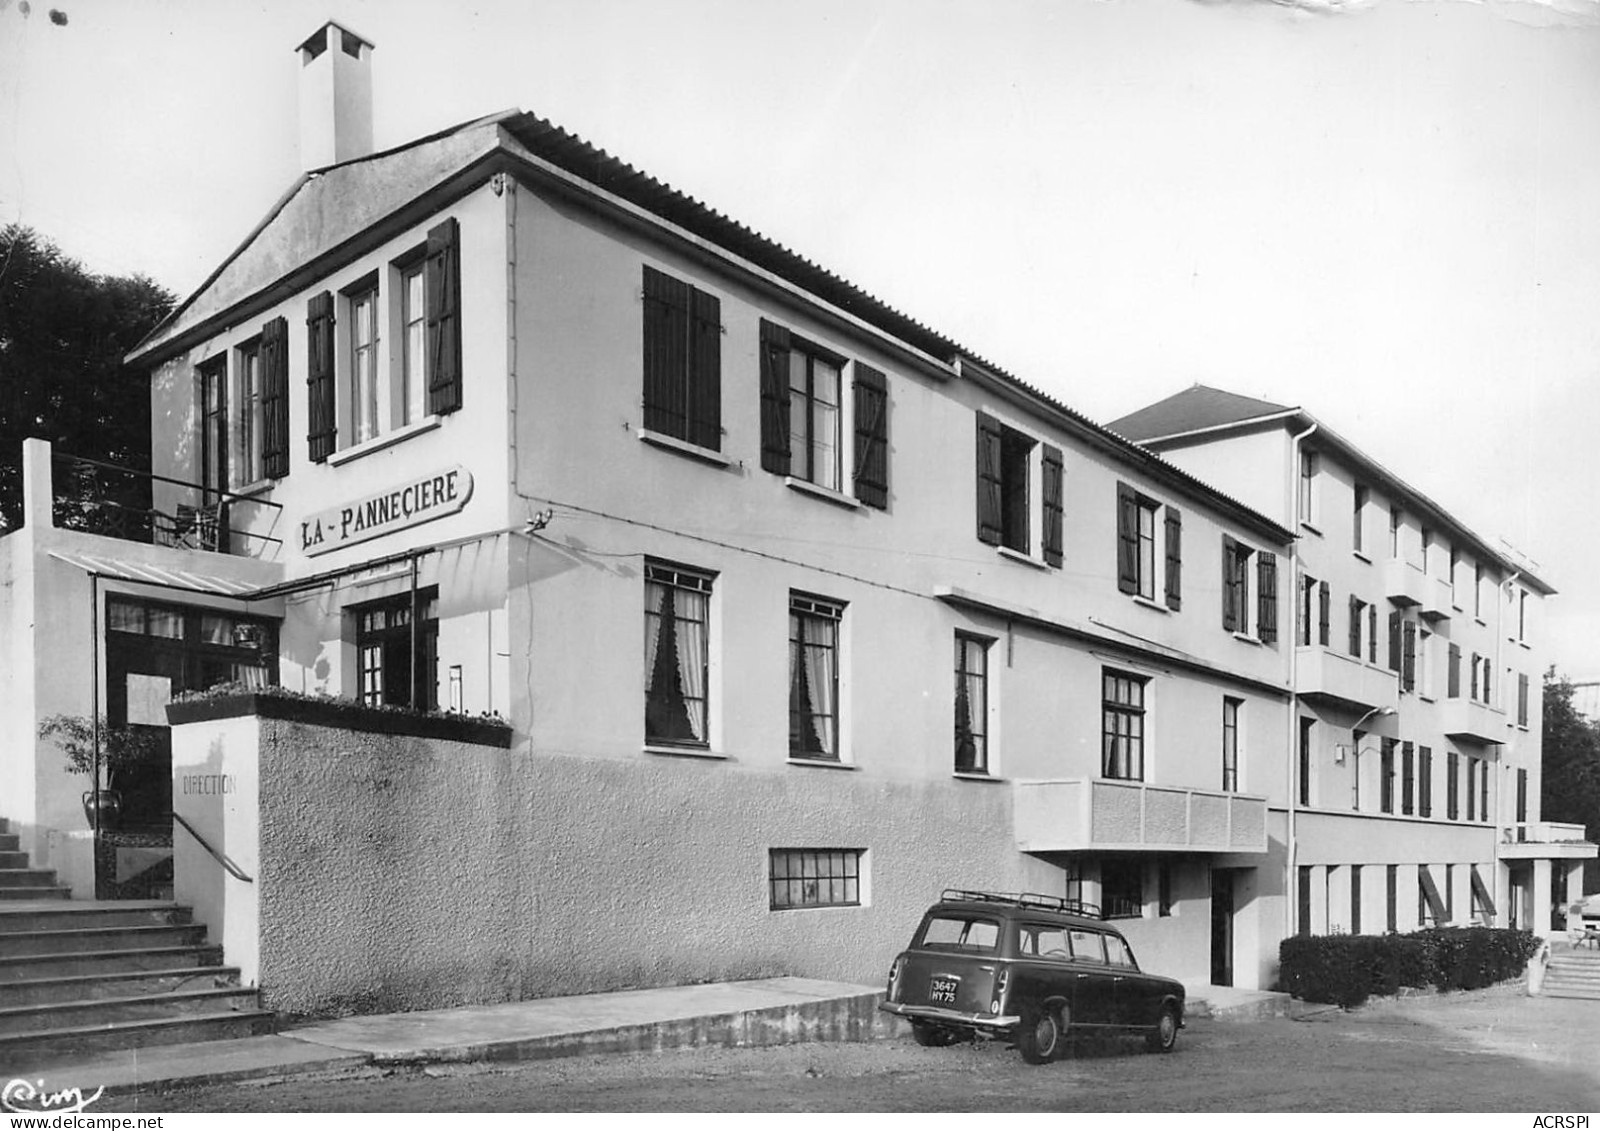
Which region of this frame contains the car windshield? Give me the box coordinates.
[917,914,1000,953]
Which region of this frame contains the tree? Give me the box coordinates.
[1541,669,1600,885]
[0,224,175,532]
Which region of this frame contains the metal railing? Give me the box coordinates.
[51,451,283,555]
[168,810,255,883]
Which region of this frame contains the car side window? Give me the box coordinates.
[1068,928,1107,963]
[1105,935,1137,968]
[1025,926,1071,960]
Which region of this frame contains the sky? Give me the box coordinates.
[2,0,1598,677]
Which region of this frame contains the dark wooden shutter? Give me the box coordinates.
[852,363,889,509]
[1402,620,1417,691]
[425,217,463,415]
[642,266,688,438]
[1116,483,1139,593]
[1039,445,1064,567]
[1317,581,1330,646]
[686,286,721,450]
[975,413,1004,546]
[1257,553,1278,643]
[1448,642,1461,698]
[1470,652,1480,699]
[1348,597,1362,657]
[1221,535,1239,631]
[1518,672,1530,726]
[1163,506,1181,609]
[305,291,336,462]
[1368,605,1378,663]
[759,319,791,474]
[1389,611,1403,672]
[260,315,289,479]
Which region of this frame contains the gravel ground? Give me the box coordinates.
[106,984,1600,1113]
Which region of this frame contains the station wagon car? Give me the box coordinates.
[880,890,1185,1064]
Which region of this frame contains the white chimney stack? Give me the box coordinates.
[297,21,374,171]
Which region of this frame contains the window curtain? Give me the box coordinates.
[797,614,837,757]
[645,581,706,744]
[954,642,982,771]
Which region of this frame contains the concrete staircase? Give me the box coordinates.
[1543,947,1600,1001]
[0,818,273,1064]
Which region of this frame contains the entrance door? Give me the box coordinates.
[1210,869,1235,987]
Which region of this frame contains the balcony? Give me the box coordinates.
[1014,778,1268,855]
[1297,646,1399,713]
[35,442,281,559]
[1439,696,1507,745]
[1383,558,1427,607]
[1498,822,1598,861]
[1421,574,1454,622]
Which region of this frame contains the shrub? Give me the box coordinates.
[1279,927,1540,1008]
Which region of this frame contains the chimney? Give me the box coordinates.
[297,20,374,171]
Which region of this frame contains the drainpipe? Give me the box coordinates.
[1285,419,1317,941]
[89,573,101,845]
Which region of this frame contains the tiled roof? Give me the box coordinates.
[1106,384,1295,442]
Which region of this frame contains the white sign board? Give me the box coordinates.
[300,465,473,556]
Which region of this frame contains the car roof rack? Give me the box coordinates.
[939,889,1104,920]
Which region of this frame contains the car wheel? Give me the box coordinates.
[1017,1004,1066,1065]
[911,1021,960,1048]
[1145,1004,1179,1053]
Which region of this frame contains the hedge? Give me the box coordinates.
[1279,927,1542,1008]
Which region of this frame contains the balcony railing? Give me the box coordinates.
[1014,778,1269,854]
[1297,646,1399,713]
[1439,696,1506,745]
[50,451,282,557]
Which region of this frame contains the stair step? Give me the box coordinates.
[0,987,261,1036]
[0,1011,275,1065]
[0,924,205,958]
[0,835,18,853]
[0,852,27,869]
[0,902,191,933]
[0,869,59,889]
[0,966,241,1008]
[1545,987,1600,1001]
[0,945,223,982]
[0,886,72,901]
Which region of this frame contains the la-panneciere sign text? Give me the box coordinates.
[301,466,473,556]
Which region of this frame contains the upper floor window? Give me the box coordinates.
[1102,669,1148,781]
[1222,697,1241,792]
[1517,589,1528,643]
[1348,596,1368,658]
[1299,450,1317,526]
[1473,562,1485,618]
[645,561,714,748]
[790,593,844,762]
[1517,672,1530,727]
[347,279,381,445]
[1352,484,1367,553]
[760,319,890,509]
[237,338,263,486]
[1222,537,1252,635]
[199,356,227,502]
[976,413,1062,564]
[643,265,721,451]
[398,258,428,427]
[1421,528,1433,573]
[1449,545,1460,604]
[1299,576,1329,647]
[1116,484,1179,607]
[954,632,991,774]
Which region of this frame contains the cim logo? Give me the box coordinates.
[301,466,473,556]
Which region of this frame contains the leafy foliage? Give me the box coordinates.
[1542,670,1600,884]
[1279,927,1543,1009]
[38,713,163,777]
[0,224,175,531]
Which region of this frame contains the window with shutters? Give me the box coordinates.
[643,265,721,452]
[1380,738,1396,814]
[1348,596,1367,658]
[1517,672,1530,727]
[1298,575,1327,647]
[1102,670,1148,781]
[1222,537,1252,636]
[1401,741,1415,815]
[1352,483,1368,554]
[954,633,992,775]
[1449,545,1461,607]
[1447,750,1460,820]
[347,278,381,445]
[1115,483,1178,605]
[759,320,890,509]
[236,337,264,487]
[975,413,1063,565]
[397,254,428,427]
[1466,756,1477,821]
[1419,745,1433,817]
[1401,619,1417,693]
[789,593,844,763]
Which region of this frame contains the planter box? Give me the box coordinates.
[166,692,512,748]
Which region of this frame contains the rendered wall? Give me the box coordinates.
[248,712,1058,1016]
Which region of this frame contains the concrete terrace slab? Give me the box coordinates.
[283,976,892,1064]
[4,1034,371,1094]
[1183,982,1295,1021]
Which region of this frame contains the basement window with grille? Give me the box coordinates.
[768,848,864,910]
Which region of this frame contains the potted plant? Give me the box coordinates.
[38,714,161,831]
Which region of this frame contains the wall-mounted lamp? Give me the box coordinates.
[1352,705,1396,732]
[1336,706,1396,764]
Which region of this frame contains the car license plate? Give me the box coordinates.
[928,977,959,1005]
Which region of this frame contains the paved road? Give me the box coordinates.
[108,985,1600,1113]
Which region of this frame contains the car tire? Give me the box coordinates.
[1145,1004,1180,1053]
[911,1021,960,1048]
[1017,1003,1067,1065]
